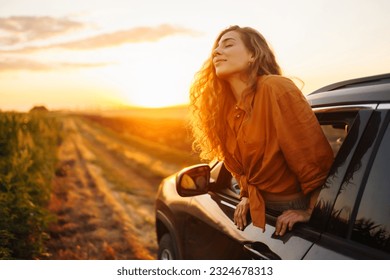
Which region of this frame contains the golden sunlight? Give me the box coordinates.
[90,41,194,108]
[121,71,190,108]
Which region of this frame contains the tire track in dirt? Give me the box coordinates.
[46,116,160,259]
[74,117,161,256]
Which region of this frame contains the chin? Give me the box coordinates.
[215,69,231,79]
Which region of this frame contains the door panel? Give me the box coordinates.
[184,191,316,259]
[183,193,248,259]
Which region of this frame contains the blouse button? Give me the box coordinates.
[236,114,240,118]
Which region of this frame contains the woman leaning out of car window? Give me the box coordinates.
[188,25,334,236]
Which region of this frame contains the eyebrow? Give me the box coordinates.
[221,37,236,44]
[221,37,236,43]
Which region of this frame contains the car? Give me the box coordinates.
[155,73,390,260]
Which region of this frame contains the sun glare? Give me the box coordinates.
[121,71,190,108]
[92,40,195,108]
[95,62,190,109]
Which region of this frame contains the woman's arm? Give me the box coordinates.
[274,187,321,236]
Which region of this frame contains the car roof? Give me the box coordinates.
[307,73,390,108]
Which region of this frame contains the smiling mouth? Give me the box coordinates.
[214,59,226,65]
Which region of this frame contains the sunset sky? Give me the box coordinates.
[1,0,389,111]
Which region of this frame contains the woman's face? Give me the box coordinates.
[212,31,253,79]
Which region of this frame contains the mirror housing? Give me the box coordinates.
[176,164,211,197]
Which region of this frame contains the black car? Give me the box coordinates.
[155,73,390,260]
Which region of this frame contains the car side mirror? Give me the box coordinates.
[176,164,211,197]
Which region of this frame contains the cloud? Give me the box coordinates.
[58,24,200,50]
[0,24,200,54]
[0,58,51,72]
[0,20,200,74]
[0,58,112,73]
[0,16,85,46]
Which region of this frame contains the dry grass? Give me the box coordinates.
[45,111,197,260]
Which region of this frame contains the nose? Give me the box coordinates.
[213,46,221,57]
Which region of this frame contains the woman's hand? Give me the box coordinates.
[234,197,250,230]
[274,209,311,236]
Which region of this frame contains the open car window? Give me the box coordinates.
[214,109,360,201]
[316,110,359,158]
[320,123,349,157]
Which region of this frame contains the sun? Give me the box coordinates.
[83,37,206,109]
[85,60,189,108]
[121,70,189,108]
[111,49,193,108]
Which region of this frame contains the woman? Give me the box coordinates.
[189,25,334,236]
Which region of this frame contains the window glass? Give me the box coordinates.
[326,112,382,237]
[320,123,348,157]
[311,109,375,233]
[316,110,358,157]
[352,121,390,253]
[215,163,239,197]
[221,175,240,197]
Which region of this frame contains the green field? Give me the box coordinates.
[0,111,63,259]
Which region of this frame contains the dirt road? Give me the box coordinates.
[46,116,168,259]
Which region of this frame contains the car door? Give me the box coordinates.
[182,104,377,259]
[306,105,390,259]
[182,159,326,259]
[181,162,252,259]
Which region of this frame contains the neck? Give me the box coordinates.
[227,77,249,103]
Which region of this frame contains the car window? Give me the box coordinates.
[219,110,360,200]
[213,163,240,198]
[351,119,390,253]
[320,124,348,157]
[316,110,358,157]
[325,111,383,238]
[220,173,240,197]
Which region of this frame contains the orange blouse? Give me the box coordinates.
[223,75,333,230]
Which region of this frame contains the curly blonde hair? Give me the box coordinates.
[189,25,282,161]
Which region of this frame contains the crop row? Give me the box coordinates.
[0,112,63,259]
